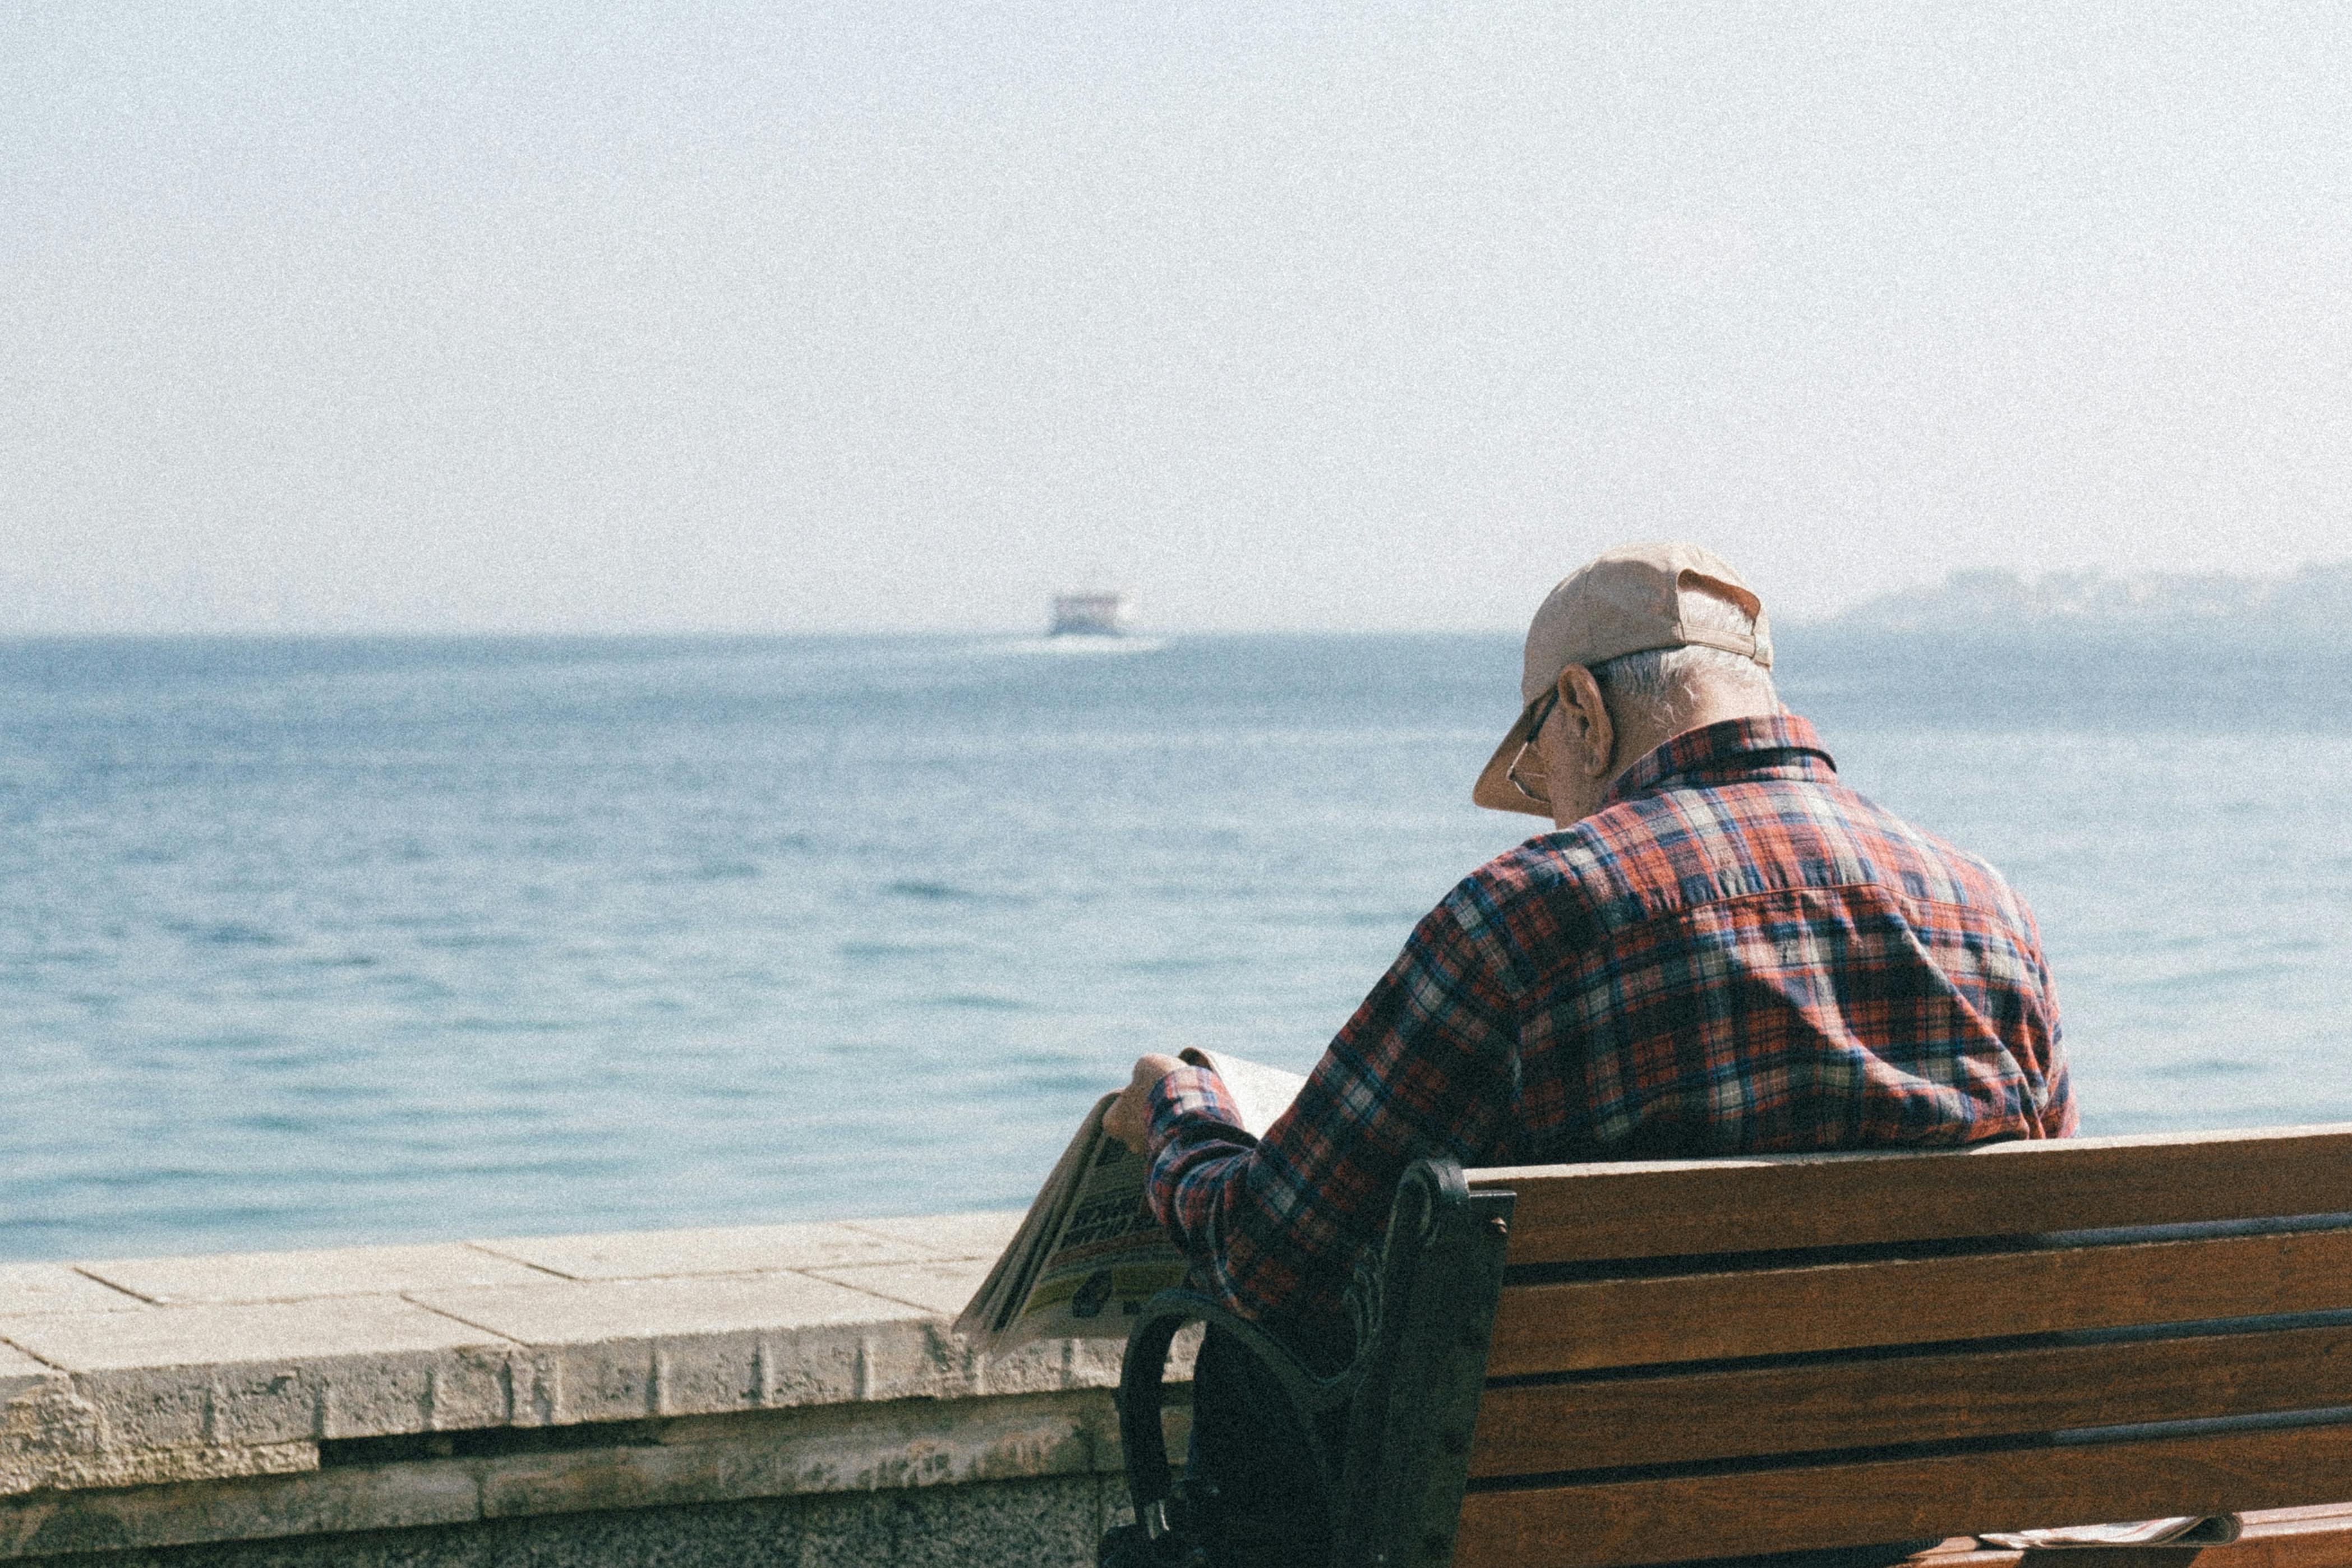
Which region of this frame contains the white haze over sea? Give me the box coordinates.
[2,630,2345,1262]
[8,4,2352,636]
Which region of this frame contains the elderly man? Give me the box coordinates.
[1101,542,2075,1566]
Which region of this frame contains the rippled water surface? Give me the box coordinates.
[3,630,2348,1260]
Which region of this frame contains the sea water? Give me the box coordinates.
[2,630,2347,1261]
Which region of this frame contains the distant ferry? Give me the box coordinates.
[1048,591,1133,637]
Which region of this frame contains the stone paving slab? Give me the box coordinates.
[409,1271,1127,1422]
[0,1297,511,1375]
[806,1258,995,1317]
[76,1244,556,1306]
[408,1272,942,1424]
[411,1271,919,1346]
[0,1294,529,1483]
[0,1266,146,1318]
[469,1221,935,1281]
[840,1211,1026,1261]
[0,1342,55,1382]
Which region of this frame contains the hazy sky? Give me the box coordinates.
[6,3,2349,633]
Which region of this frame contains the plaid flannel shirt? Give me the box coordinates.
[1144,713,2076,1327]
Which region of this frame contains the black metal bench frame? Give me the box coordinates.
[1117,1159,1514,1568]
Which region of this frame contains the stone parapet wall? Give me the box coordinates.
[0,1215,1171,1565]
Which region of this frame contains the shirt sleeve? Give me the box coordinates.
[2040,1052,2078,1137]
[2037,983,2078,1138]
[1141,878,1523,1323]
[2018,900,2079,1139]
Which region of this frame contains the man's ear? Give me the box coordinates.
[1556,666,1614,779]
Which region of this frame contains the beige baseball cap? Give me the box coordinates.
[1471,542,1772,815]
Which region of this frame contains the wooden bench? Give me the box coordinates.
[1115,1125,2352,1568]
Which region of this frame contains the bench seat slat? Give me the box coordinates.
[1906,1505,2352,1568]
[1487,1226,2352,1375]
[1453,1419,2352,1568]
[1472,1323,2352,1477]
[1469,1127,2352,1266]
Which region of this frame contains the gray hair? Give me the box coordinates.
[1588,590,1778,730]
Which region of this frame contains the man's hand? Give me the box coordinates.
[1103,1053,1185,1155]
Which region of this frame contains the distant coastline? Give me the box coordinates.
[1816,562,2352,634]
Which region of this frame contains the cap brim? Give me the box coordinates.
[1471,695,1555,818]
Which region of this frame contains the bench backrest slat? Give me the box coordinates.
[1472,1321,2352,1477]
[1486,1223,2352,1375]
[1469,1126,2352,1265]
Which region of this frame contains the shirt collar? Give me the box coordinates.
[1602,713,1837,809]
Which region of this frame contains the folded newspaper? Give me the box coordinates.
[1978,1515,2243,1550]
[955,1049,1306,1349]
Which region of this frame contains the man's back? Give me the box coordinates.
[1497,713,2072,1162]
